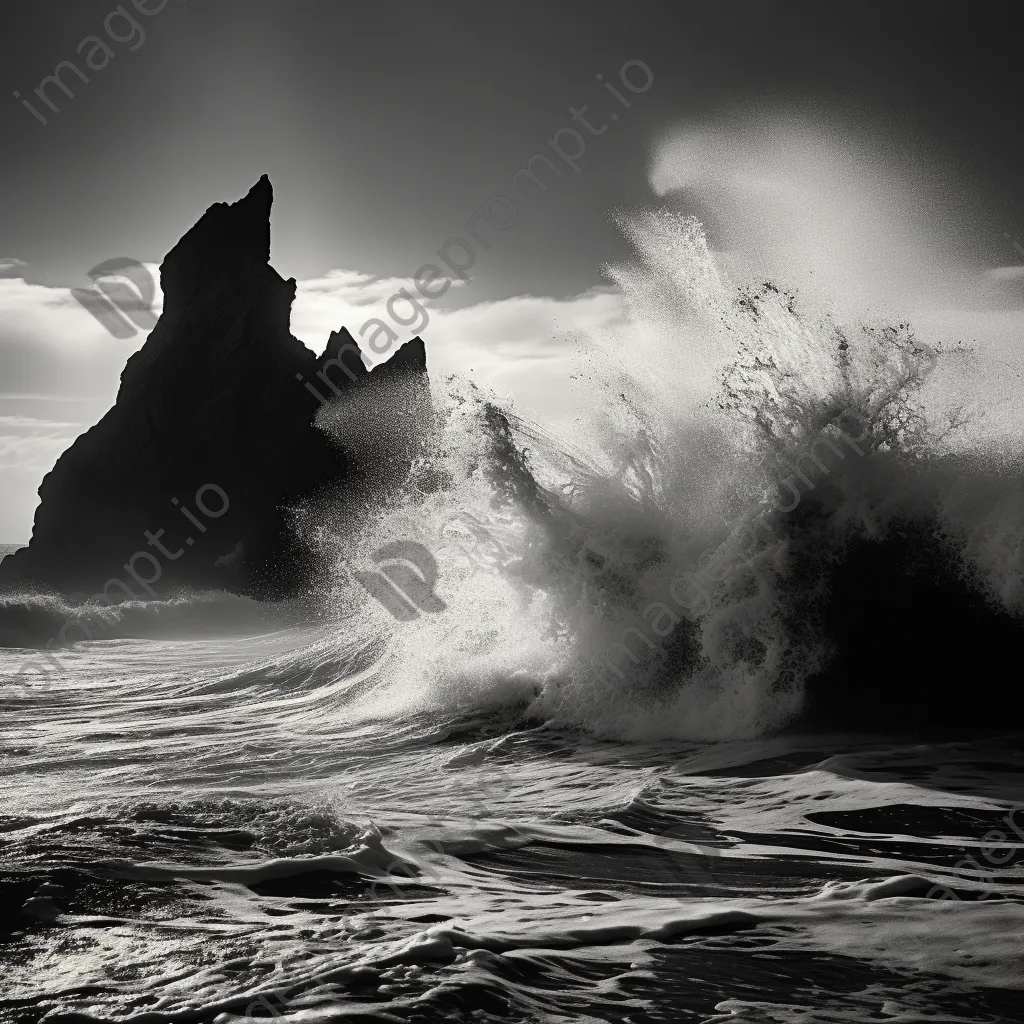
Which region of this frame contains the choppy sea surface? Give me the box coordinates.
[1,617,1022,1024]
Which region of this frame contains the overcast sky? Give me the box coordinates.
[1,0,1022,540]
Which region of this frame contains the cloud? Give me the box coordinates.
[290,267,621,388]
[0,262,162,355]
[0,432,76,467]
[291,271,622,418]
[292,268,474,362]
[298,268,470,307]
[0,262,164,437]
[0,393,96,402]
[0,414,82,429]
[418,287,619,372]
[419,287,623,423]
[0,257,28,278]
[0,412,87,539]
[0,414,83,475]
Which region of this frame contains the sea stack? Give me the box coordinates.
[0,177,429,599]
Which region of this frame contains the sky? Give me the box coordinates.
[1,0,1023,540]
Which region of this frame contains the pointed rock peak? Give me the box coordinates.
[236,174,273,238]
[371,336,427,377]
[321,327,364,365]
[314,327,369,393]
[160,176,274,305]
[250,173,272,198]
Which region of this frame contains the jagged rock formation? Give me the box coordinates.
[0,176,429,599]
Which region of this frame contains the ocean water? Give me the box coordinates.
[2,211,1023,1022]
[1,628,1022,1022]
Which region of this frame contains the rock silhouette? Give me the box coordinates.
[0,176,428,599]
